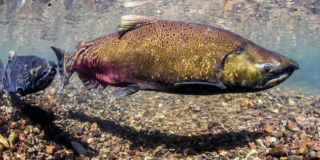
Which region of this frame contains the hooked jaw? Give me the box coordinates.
[34,61,57,89]
[255,59,299,90]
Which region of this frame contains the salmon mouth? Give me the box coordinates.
[256,65,299,89]
[35,63,57,89]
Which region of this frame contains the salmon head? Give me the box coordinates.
[3,51,57,96]
[219,42,299,92]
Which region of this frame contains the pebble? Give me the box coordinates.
[53,152,64,159]
[46,146,55,154]
[255,139,266,149]
[244,149,258,160]
[90,123,98,131]
[28,147,36,153]
[287,121,300,131]
[222,94,233,100]
[268,137,277,143]
[288,98,295,106]
[272,131,283,138]
[269,146,284,157]
[284,131,293,138]
[287,155,303,160]
[36,155,44,160]
[240,98,249,107]
[299,132,308,140]
[71,141,87,156]
[0,134,9,149]
[65,150,75,160]
[297,145,307,155]
[314,151,320,159]
[295,116,305,126]
[230,152,241,158]
[113,147,121,153]
[67,93,74,97]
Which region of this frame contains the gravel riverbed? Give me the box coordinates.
[0,77,320,160]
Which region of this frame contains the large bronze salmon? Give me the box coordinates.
[50,15,299,98]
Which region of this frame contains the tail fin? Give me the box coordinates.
[50,46,74,92]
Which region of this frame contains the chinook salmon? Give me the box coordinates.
[0,51,57,96]
[50,15,299,98]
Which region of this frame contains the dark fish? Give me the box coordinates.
[0,51,57,96]
[50,15,299,98]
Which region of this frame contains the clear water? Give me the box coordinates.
[0,0,319,94]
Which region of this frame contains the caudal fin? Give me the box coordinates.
[50,46,74,92]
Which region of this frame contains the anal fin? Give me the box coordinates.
[112,86,140,98]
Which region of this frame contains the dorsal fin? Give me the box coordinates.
[76,41,85,50]
[118,15,158,37]
[8,51,17,63]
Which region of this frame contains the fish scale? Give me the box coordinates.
[50,15,299,97]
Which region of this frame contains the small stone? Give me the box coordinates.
[224,1,234,11]
[287,155,303,160]
[153,145,164,154]
[135,151,142,157]
[287,120,300,131]
[46,146,55,154]
[270,146,284,157]
[19,118,27,126]
[53,152,63,160]
[90,123,98,131]
[33,127,41,134]
[0,134,9,148]
[28,147,36,153]
[71,141,87,156]
[309,150,316,157]
[67,93,74,97]
[193,107,201,112]
[295,116,305,125]
[87,138,94,144]
[222,94,233,100]
[241,98,249,107]
[297,145,307,155]
[244,149,258,160]
[113,147,121,153]
[231,152,241,158]
[315,94,320,99]
[272,131,284,138]
[284,131,293,138]
[255,139,266,149]
[36,155,44,160]
[299,132,308,140]
[288,98,295,106]
[65,150,74,160]
[265,124,275,133]
[314,151,320,159]
[292,134,299,140]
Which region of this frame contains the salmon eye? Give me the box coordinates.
[264,64,271,72]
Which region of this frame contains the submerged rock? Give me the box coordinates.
[71,141,87,156]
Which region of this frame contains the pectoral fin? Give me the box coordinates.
[112,86,140,98]
[78,72,107,95]
[174,82,226,89]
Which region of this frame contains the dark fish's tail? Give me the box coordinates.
[50,46,74,92]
